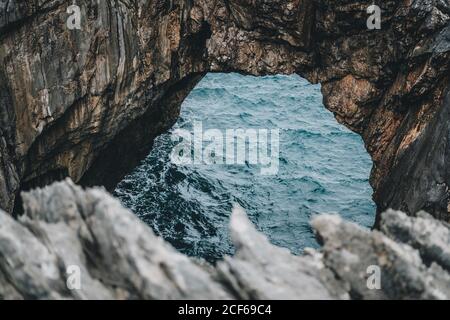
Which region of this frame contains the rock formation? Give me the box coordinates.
[0,179,449,300]
[0,1,449,222]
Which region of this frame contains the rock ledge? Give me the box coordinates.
[0,180,449,300]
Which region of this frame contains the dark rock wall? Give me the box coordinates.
[0,1,449,222]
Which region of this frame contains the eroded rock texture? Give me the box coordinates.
[1,179,450,300]
[0,1,449,221]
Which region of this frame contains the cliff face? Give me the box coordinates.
[1,179,450,300]
[0,1,449,221]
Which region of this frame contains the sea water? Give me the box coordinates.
[115,73,375,262]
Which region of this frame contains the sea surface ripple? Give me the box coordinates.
[115,73,376,262]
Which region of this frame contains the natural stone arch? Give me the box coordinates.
[0,0,449,223]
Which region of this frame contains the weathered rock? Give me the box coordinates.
[0,1,449,223]
[2,180,231,299]
[381,209,450,272]
[312,213,450,300]
[1,180,450,300]
[216,205,348,300]
[0,179,339,300]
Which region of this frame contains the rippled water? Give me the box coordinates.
[115,73,375,262]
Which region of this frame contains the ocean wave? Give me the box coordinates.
[115,73,375,262]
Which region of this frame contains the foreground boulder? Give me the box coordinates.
[0,180,449,300]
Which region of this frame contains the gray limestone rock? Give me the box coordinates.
[1,180,450,300]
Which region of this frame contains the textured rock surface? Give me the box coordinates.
[313,210,450,299]
[1,179,450,300]
[0,1,449,222]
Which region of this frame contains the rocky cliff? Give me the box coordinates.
[1,179,450,300]
[0,1,449,222]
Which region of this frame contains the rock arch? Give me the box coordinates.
[0,0,449,222]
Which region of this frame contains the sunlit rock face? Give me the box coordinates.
[0,1,449,222]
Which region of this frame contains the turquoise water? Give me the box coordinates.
[114,73,375,262]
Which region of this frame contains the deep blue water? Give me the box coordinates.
[114,73,375,262]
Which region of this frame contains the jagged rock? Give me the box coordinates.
[0,1,448,223]
[312,213,450,299]
[1,180,450,300]
[381,210,450,272]
[0,179,337,300]
[2,179,231,300]
[215,205,349,300]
